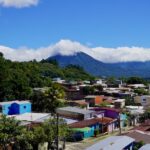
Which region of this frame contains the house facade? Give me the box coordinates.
[90,107,127,128]
[56,107,95,120]
[85,95,104,107]
[0,101,31,115]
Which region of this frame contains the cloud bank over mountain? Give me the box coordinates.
[0,39,150,63]
[0,0,39,8]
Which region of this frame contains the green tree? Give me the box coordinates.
[31,126,47,150]
[42,117,68,149]
[0,53,94,100]
[133,141,145,150]
[82,85,103,95]
[31,83,65,113]
[139,108,150,123]
[134,88,148,95]
[0,115,69,150]
[98,101,110,107]
[127,77,146,85]
[0,115,23,149]
[14,128,34,150]
[44,83,65,113]
[63,65,95,81]
[106,76,116,84]
[82,86,95,95]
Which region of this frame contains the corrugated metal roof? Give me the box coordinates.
[0,101,15,105]
[0,100,30,106]
[61,117,78,124]
[139,144,150,150]
[69,117,115,128]
[57,107,94,115]
[8,113,51,122]
[86,136,135,150]
[15,101,31,104]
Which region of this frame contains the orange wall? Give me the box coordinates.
[95,96,103,104]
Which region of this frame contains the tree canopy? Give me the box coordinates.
[0,115,69,150]
[0,54,94,101]
[31,83,66,113]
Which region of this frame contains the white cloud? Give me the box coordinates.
[0,39,150,63]
[0,0,39,8]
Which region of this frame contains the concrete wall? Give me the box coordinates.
[1,102,31,115]
[2,104,12,115]
[19,103,31,114]
[104,110,119,119]
[134,95,150,108]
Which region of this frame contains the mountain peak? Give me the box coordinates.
[47,51,150,77]
[51,39,82,56]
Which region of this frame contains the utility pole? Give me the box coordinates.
[118,114,121,135]
[101,113,104,134]
[56,113,59,150]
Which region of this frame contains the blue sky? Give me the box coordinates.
[0,0,150,63]
[0,0,150,48]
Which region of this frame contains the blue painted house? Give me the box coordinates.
[72,127,94,138]
[0,101,31,115]
[0,102,12,115]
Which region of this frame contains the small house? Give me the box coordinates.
[0,100,31,115]
[11,101,31,115]
[85,95,104,107]
[134,95,150,108]
[114,99,125,109]
[90,107,127,128]
[69,117,116,134]
[56,107,95,120]
[72,127,94,138]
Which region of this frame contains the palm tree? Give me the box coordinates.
[44,83,65,113]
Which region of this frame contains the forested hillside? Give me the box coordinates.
[0,53,94,100]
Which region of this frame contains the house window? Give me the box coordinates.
[143,99,146,102]
[24,106,26,109]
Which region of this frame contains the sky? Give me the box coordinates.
[0,0,150,62]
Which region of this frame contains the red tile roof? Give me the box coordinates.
[69,117,115,128]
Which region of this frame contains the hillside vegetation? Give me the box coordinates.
[0,53,94,100]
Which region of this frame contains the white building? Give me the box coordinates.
[134,95,150,108]
[114,99,125,109]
